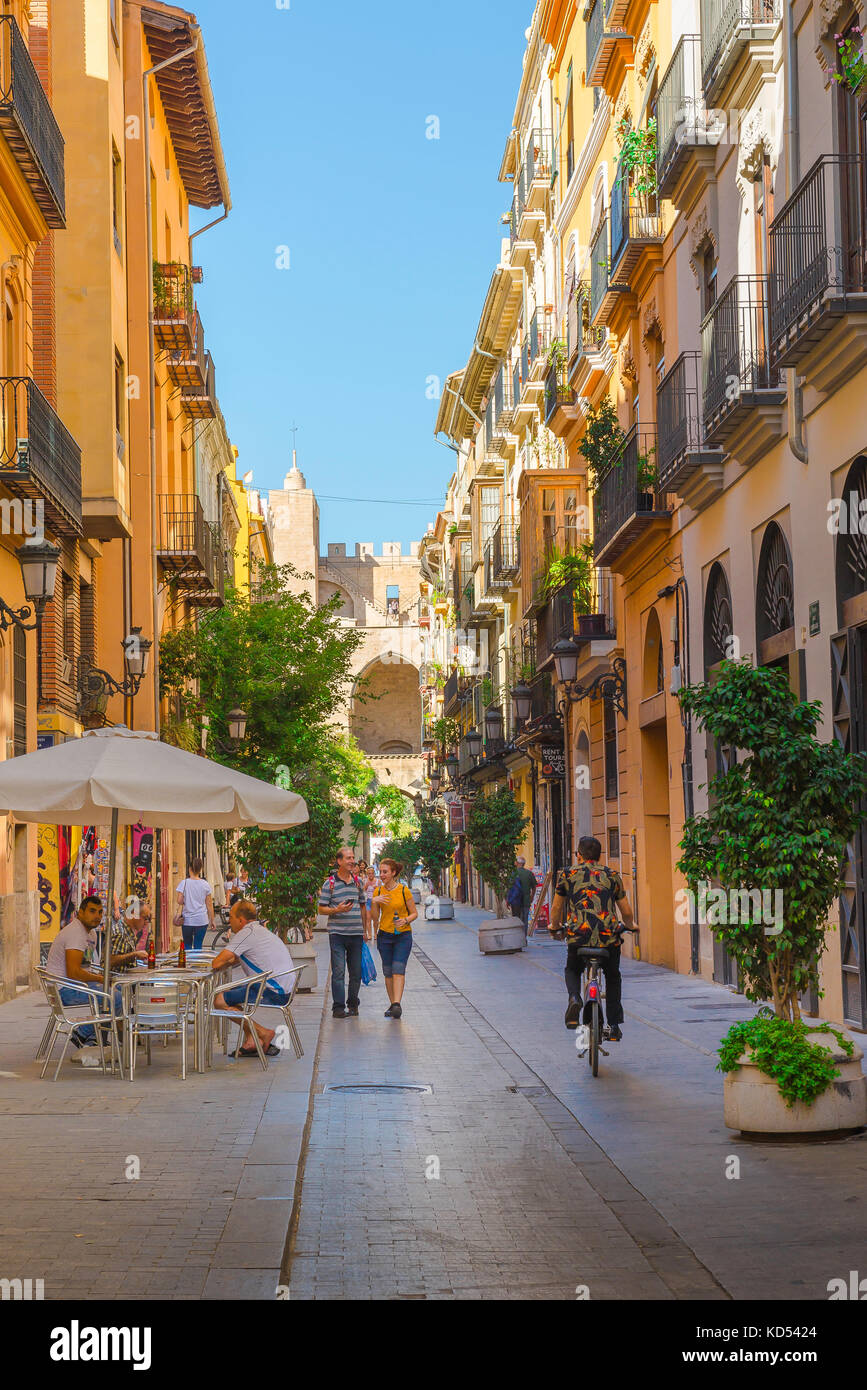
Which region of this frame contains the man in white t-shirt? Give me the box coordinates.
[45,896,145,1062]
[210,900,297,1057]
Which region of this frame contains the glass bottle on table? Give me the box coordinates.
[147,934,156,970]
[178,936,186,968]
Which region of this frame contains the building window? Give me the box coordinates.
[13,626,26,756]
[565,63,575,183]
[62,573,75,671]
[112,144,123,255]
[604,700,618,801]
[79,580,95,664]
[114,350,126,458]
[702,246,717,319]
[386,584,399,620]
[479,486,499,545]
[608,826,620,859]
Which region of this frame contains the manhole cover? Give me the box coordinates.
[323,1083,433,1095]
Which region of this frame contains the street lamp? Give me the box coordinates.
[484,703,504,745]
[464,727,482,760]
[16,536,60,611]
[444,750,460,781]
[429,767,442,796]
[510,681,533,726]
[122,627,152,682]
[227,708,248,743]
[553,637,581,687]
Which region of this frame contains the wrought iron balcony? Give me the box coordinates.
[153,262,194,353]
[768,154,867,370]
[182,349,217,420]
[610,159,663,277]
[156,494,225,607]
[493,521,520,583]
[443,666,461,714]
[544,362,577,426]
[701,274,784,444]
[567,280,609,386]
[656,351,725,506]
[592,426,670,566]
[528,308,554,371]
[514,128,553,221]
[656,36,709,197]
[700,0,781,102]
[586,0,629,88]
[590,217,628,326]
[535,567,616,668]
[0,17,65,228]
[0,377,81,536]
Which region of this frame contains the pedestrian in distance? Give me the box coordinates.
[175,857,215,952]
[371,858,418,1019]
[515,856,537,941]
[318,847,371,1018]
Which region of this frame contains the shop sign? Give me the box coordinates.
[540,744,566,780]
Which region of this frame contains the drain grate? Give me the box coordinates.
[323,1083,433,1095]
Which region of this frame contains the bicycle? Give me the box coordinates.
[574,927,640,1077]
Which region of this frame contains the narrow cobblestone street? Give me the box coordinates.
[4,911,866,1302]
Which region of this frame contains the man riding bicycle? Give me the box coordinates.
[548,835,636,1041]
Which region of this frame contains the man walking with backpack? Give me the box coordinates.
[318,847,371,1018]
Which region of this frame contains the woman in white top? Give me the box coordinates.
[175,856,214,950]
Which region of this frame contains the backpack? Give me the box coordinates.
[506,876,523,912]
[327,874,363,904]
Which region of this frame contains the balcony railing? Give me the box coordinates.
[657,351,705,487]
[444,667,460,713]
[700,0,781,99]
[0,377,82,536]
[528,309,553,368]
[610,159,662,272]
[493,365,514,432]
[0,16,65,227]
[156,494,225,606]
[590,218,610,324]
[701,274,782,436]
[536,567,616,667]
[153,262,194,353]
[515,128,553,220]
[567,281,608,372]
[544,362,576,423]
[769,154,867,364]
[656,35,705,197]
[593,426,667,563]
[182,349,217,420]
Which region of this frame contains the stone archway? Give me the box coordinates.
[350,657,422,757]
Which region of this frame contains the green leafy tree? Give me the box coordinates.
[678,659,867,1022]
[465,788,530,918]
[578,398,625,490]
[414,810,456,895]
[379,835,419,883]
[159,563,362,934]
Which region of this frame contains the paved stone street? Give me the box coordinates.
[2,915,867,1300]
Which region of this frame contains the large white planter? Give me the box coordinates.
[479,917,525,954]
[290,940,318,993]
[724,1026,867,1136]
[424,895,454,920]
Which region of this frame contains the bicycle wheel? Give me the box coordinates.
[589,1000,601,1076]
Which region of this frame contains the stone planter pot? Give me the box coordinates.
[424,895,454,920]
[723,1026,867,1137]
[289,939,318,993]
[479,917,525,954]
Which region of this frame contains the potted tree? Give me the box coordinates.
[465,788,530,954]
[415,810,457,920]
[678,659,867,1135]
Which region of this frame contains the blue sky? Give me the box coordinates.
[191,0,533,549]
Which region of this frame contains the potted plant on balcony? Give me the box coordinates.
[465,788,530,953]
[677,659,867,1136]
[829,29,865,95]
[579,398,625,491]
[636,444,658,505]
[541,541,594,608]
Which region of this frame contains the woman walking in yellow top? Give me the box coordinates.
[372,858,418,1018]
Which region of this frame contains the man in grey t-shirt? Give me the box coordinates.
[318,847,371,1018]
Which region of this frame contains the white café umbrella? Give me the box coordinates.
[0,726,308,994]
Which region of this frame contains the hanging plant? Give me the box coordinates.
[829,29,865,93]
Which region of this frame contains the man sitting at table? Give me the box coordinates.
[45,895,147,1064]
[210,900,296,1057]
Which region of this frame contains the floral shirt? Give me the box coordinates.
[555,863,626,946]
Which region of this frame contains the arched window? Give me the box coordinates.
[642,608,665,698]
[574,729,592,840]
[835,455,867,622]
[703,562,733,673]
[755,521,794,649]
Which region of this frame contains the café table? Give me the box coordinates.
[114,958,231,1076]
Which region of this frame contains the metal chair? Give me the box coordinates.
[255,966,306,1059]
[37,972,122,1082]
[123,977,194,1081]
[207,970,270,1069]
[34,966,60,1062]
